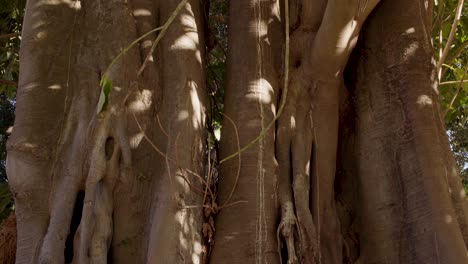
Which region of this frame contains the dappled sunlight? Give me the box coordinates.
[133,8,152,17]
[192,241,202,264]
[290,116,296,129]
[460,189,466,199]
[404,27,416,35]
[336,19,358,52]
[445,214,453,224]
[23,82,40,92]
[141,40,152,49]
[171,12,202,64]
[37,0,81,10]
[35,31,47,40]
[416,94,433,106]
[129,89,152,113]
[23,142,38,149]
[247,79,273,104]
[129,132,144,149]
[189,80,203,130]
[403,42,419,61]
[173,170,203,263]
[249,19,268,37]
[48,84,61,90]
[178,110,189,121]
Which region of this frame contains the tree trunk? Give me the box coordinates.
[6,0,468,263]
[210,0,283,263]
[345,0,468,262]
[7,0,207,263]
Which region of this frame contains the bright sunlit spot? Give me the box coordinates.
[445,214,453,224]
[247,79,273,104]
[129,89,152,113]
[129,132,144,149]
[38,0,81,10]
[189,80,203,130]
[403,42,419,61]
[178,110,189,121]
[48,84,61,90]
[133,9,152,17]
[416,95,433,106]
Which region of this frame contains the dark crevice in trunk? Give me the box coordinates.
[64,190,85,264]
[105,137,115,161]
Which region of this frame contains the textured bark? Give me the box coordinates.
[347,0,468,263]
[210,0,283,263]
[7,0,206,263]
[6,0,468,263]
[0,213,16,264]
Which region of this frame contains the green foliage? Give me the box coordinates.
[434,0,468,185]
[97,76,112,114]
[0,0,24,98]
[0,94,14,181]
[0,0,24,222]
[0,182,13,220]
[206,0,227,144]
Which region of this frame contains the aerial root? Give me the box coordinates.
[277,202,300,264]
[74,111,127,264]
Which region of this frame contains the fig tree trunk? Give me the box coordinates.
[7,0,207,263]
[6,0,468,264]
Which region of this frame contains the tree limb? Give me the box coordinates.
[436,0,465,77]
[0,79,17,87]
[0,33,20,40]
[444,62,468,118]
[440,79,468,86]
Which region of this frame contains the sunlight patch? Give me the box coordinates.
[133,9,151,17]
[416,95,432,106]
[48,84,61,90]
[130,132,144,149]
[129,89,152,112]
[404,27,416,34]
[247,79,273,104]
[403,42,419,61]
[445,214,453,224]
[178,110,189,121]
[189,80,203,130]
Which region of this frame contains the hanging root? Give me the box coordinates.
[277,202,299,264]
[74,109,129,264]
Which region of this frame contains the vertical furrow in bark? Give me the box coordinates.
[211,1,282,263]
[354,0,468,263]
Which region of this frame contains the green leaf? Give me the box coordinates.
[96,75,112,114]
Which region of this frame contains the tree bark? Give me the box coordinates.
[210,0,283,263]
[6,0,468,263]
[7,0,206,263]
[345,0,468,263]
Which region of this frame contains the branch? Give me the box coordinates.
[0,33,20,40]
[444,62,468,118]
[440,80,468,86]
[436,0,465,76]
[137,0,189,77]
[441,41,468,78]
[0,79,17,87]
